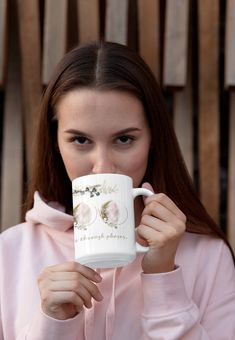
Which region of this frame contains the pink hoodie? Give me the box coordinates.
[0,192,235,340]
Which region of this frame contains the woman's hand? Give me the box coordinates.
[38,261,103,320]
[136,183,186,274]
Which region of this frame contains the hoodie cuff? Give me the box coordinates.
[141,266,192,316]
[27,308,84,339]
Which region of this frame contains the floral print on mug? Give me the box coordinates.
[73,202,96,230]
[73,181,128,230]
[100,201,119,228]
[72,181,118,198]
[100,201,128,228]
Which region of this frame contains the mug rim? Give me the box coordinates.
[72,173,133,183]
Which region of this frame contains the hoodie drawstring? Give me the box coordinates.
[105,267,121,340]
[84,300,95,340]
[84,267,122,340]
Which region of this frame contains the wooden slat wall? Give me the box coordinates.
[0,0,234,251]
[1,0,23,231]
[163,0,189,87]
[173,61,193,176]
[0,0,7,88]
[163,0,193,176]
[225,0,235,252]
[77,0,100,43]
[198,0,220,223]
[17,0,42,176]
[105,0,129,44]
[137,0,160,80]
[42,0,68,85]
[225,0,235,87]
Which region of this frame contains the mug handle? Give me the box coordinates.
[132,188,154,253]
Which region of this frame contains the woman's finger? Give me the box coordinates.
[47,279,102,307]
[141,209,186,233]
[142,188,186,222]
[43,261,102,283]
[39,271,103,303]
[44,290,85,312]
[137,224,179,249]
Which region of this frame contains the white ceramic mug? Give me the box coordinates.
[72,173,153,268]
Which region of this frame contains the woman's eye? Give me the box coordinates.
[74,136,89,145]
[116,136,134,144]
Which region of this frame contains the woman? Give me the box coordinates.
[0,41,234,339]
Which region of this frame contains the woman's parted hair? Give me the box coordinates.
[24,41,229,243]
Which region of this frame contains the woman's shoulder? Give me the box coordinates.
[180,231,228,251]
[178,231,234,275]
[0,222,33,246]
[179,232,235,310]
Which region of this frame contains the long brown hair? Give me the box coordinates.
[24,41,233,255]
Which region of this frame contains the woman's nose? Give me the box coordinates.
[91,148,116,174]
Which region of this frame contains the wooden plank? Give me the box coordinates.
[105,0,129,45]
[173,1,193,176]
[173,56,193,176]
[225,0,235,87]
[198,0,220,222]
[1,0,23,231]
[173,86,193,177]
[163,0,189,87]
[42,0,68,85]
[0,0,8,88]
[137,0,160,80]
[17,0,41,177]
[77,0,99,43]
[228,92,235,252]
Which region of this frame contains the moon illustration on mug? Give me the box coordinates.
[99,200,128,228]
[73,202,97,230]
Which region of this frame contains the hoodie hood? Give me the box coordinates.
[25,191,74,248]
[25,191,74,232]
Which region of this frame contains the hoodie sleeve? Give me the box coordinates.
[141,243,235,339]
[15,308,84,340]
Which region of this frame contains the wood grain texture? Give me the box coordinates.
[17,0,41,177]
[225,0,235,87]
[198,0,220,222]
[77,0,99,43]
[137,0,160,80]
[173,74,193,176]
[173,1,193,177]
[105,0,129,44]
[1,1,23,231]
[0,0,7,88]
[163,0,189,87]
[42,0,68,85]
[228,92,235,252]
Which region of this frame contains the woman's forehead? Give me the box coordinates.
[56,89,146,122]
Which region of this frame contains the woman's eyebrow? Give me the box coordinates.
[63,127,141,136]
[112,127,141,136]
[64,129,90,137]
